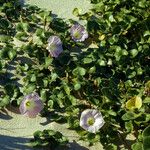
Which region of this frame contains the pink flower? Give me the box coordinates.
[47,36,63,58]
[80,109,105,133]
[19,93,44,118]
[70,24,88,42]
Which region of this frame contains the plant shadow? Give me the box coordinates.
[68,140,89,150]
[0,135,89,150]
[40,110,67,126]
[100,129,136,150]
[0,135,37,150]
[0,109,13,120]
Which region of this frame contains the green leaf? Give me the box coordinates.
[39,11,51,20]
[8,49,16,60]
[48,100,54,109]
[94,77,101,87]
[15,32,28,41]
[0,96,10,107]
[109,15,115,22]
[89,66,96,74]
[136,68,143,75]
[64,85,70,95]
[108,36,118,45]
[35,28,45,37]
[122,112,138,121]
[30,74,36,82]
[68,95,77,105]
[130,49,138,58]
[143,97,150,103]
[0,18,10,29]
[131,142,143,150]
[128,71,136,79]
[143,137,150,150]
[83,57,93,64]
[24,84,36,94]
[122,49,128,56]
[143,126,150,137]
[43,78,48,87]
[68,116,79,129]
[107,110,117,116]
[72,8,80,16]
[74,83,81,91]
[16,22,30,32]
[73,67,86,76]
[0,35,11,42]
[40,90,47,102]
[106,144,117,150]
[128,16,137,23]
[138,1,146,8]
[144,31,150,37]
[51,73,58,82]
[45,57,52,68]
[125,121,133,132]
[98,59,106,66]
[145,81,150,88]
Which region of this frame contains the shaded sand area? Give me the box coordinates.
[0,107,103,150]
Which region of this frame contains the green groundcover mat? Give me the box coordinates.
[0,0,150,150]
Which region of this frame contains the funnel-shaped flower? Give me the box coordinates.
[80,109,105,133]
[126,96,142,110]
[19,93,44,118]
[70,24,88,42]
[47,36,63,58]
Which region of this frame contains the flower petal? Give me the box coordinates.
[19,92,44,118]
[47,36,63,58]
[70,24,88,42]
[87,125,97,133]
[80,109,105,133]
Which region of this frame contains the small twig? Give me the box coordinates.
[117,131,131,150]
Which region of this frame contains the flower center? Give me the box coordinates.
[73,31,82,39]
[25,101,31,107]
[25,99,36,110]
[50,44,56,51]
[87,117,95,126]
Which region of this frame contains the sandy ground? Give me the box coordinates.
[26,0,92,20]
[0,107,103,150]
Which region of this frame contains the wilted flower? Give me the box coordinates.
[125,96,142,110]
[70,24,88,42]
[19,93,44,118]
[144,81,150,97]
[80,109,105,133]
[47,36,63,58]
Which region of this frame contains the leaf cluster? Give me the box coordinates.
[30,129,69,149]
[0,0,150,149]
